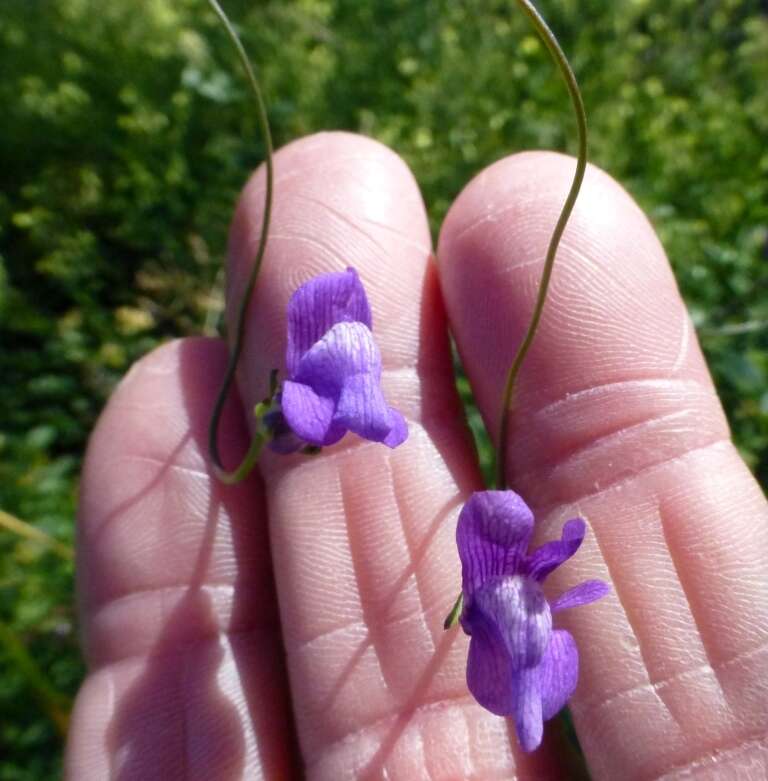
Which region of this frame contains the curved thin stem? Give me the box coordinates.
[495,0,588,490]
[445,0,588,631]
[214,430,267,485]
[206,0,275,482]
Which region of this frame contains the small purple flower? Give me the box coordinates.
[267,267,407,452]
[457,490,609,752]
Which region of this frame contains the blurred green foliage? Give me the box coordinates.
[0,0,766,776]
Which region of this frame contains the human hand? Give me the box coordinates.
[65,133,768,779]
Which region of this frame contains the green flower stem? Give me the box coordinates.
[213,400,272,484]
[206,0,275,484]
[214,429,268,485]
[495,0,588,491]
[0,509,74,561]
[445,0,588,630]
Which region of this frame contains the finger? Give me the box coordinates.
[66,338,295,780]
[438,151,768,779]
[228,132,571,778]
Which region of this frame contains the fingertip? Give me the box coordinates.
[439,150,660,259]
[437,150,709,433]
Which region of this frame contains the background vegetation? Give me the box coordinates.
[1,0,766,777]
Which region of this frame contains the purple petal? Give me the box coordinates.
[335,374,409,447]
[512,665,544,752]
[280,380,345,446]
[382,408,408,448]
[464,607,516,716]
[464,604,544,752]
[524,518,586,582]
[334,373,393,442]
[284,321,406,447]
[456,491,534,597]
[286,268,372,376]
[294,321,381,394]
[470,576,552,669]
[551,579,610,613]
[539,629,579,720]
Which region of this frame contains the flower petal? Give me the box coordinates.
[471,576,552,669]
[465,607,516,716]
[334,373,393,442]
[382,408,408,448]
[524,518,586,582]
[464,603,544,752]
[551,579,610,613]
[539,629,579,720]
[286,268,372,375]
[512,665,544,753]
[294,321,380,395]
[285,321,407,447]
[280,380,345,446]
[456,491,534,597]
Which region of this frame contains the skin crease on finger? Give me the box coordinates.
[438,151,768,779]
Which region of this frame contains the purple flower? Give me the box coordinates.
[267,268,407,452]
[457,490,609,752]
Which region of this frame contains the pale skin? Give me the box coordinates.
[65,132,768,780]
